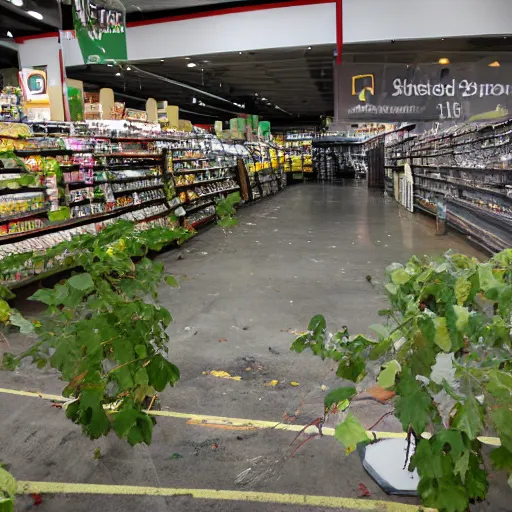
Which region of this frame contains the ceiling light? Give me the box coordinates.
[307,46,312,50]
[438,57,450,65]
[160,59,164,62]
[107,64,113,67]
[187,62,197,68]
[6,31,13,38]
[261,97,267,101]
[185,57,191,60]
[10,0,23,6]
[126,65,131,71]
[489,60,500,67]
[115,72,121,76]
[192,97,197,104]
[239,51,243,55]
[27,10,43,20]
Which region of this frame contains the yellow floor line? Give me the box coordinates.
[0,387,500,446]
[17,481,436,511]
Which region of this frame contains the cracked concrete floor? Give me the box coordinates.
[1,182,508,511]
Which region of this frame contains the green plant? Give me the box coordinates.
[0,465,15,512]
[216,191,241,229]
[1,219,192,445]
[292,249,512,512]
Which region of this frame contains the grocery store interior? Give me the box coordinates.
[0,1,511,512]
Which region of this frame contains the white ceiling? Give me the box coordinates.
[120,0,246,12]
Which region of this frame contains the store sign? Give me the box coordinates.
[73,0,127,64]
[335,63,512,122]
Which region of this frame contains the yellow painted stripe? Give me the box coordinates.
[17,481,436,511]
[0,387,500,447]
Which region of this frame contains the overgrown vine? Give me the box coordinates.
[292,249,511,512]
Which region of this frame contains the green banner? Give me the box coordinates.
[73,0,127,64]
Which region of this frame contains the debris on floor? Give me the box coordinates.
[264,380,279,387]
[169,453,183,460]
[202,370,242,381]
[290,381,300,387]
[358,483,371,497]
[218,338,228,343]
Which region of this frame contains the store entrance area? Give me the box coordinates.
[2,182,500,512]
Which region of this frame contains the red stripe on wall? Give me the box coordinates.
[128,0,334,28]
[336,0,342,63]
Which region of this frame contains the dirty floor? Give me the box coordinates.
[1,182,507,511]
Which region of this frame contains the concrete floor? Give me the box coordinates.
[1,182,506,511]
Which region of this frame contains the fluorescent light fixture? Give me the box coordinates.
[489,61,500,67]
[187,62,197,68]
[27,10,43,20]
[7,31,13,38]
[438,57,450,65]
[107,64,113,67]
[10,0,23,6]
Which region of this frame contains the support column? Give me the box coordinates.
[16,35,66,121]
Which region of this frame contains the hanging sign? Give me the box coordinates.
[73,0,127,64]
[335,63,512,122]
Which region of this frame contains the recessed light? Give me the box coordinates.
[10,0,23,6]
[126,66,131,71]
[7,31,13,38]
[438,57,450,65]
[185,57,191,60]
[307,46,312,50]
[489,61,500,67]
[160,59,164,62]
[27,10,43,20]
[239,51,243,55]
[115,72,121,76]
[107,64,113,67]
[261,97,267,101]
[187,62,197,68]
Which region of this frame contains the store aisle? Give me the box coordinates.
[1,183,497,512]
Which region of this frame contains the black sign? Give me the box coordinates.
[335,63,512,122]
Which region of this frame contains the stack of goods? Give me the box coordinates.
[0,87,24,122]
[385,119,512,252]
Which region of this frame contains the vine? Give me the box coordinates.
[292,249,512,512]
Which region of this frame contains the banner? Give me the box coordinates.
[335,63,512,122]
[73,0,127,64]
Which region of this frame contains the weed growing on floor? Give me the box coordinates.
[0,464,15,511]
[215,191,241,229]
[292,249,512,512]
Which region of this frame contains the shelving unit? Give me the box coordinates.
[384,119,512,252]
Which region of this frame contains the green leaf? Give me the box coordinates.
[0,299,11,323]
[138,413,153,445]
[390,268,411,285]
[478,263,502,293]
[77,388,110,440]
[377,360,401,389]
[418,315,435,344]
[67,273,94,291]
[0,285,15,301]
[433,317,451,352]
[226,191,241,206]
[489,446,512,471]
[113,408,139,438]
[164,275,179,288]
[9,311,34,334]
[334,413,369,453]
[28,288,55,305]
[453,305,469,332]
[146,354,180,392]
[308,315,326,340]
[336,355,366,383]
[368,337,393,360]
[134,368,149,386]
[454,277,471,305]
[218,216,237,228]
[324,386,357,410]
[454,450,470,484]
[384,283,397,295]
[395,367,433,433]
[369,324,389,339]
[0,467,16,499]
[451,397,484,440]
[417,476,468,512]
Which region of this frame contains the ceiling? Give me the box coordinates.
[0,0,61,39]
[121,0,251,12]
[66,37,512,126]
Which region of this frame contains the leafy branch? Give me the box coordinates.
[292,249,512,512]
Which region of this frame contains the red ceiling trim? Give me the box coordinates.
[15,31,59,43]
[128,0,335,28]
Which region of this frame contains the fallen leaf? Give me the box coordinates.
[31,493,43,506]
[264,380,279,387]
[367,385,396,402]
[211,443,219,450]
[219,338,228,343]
[290,381,300,387]
[358,483,371,497]
[170,453,183,460]
[51,403,63,409]
[93,447,101,460]
[321,385,328,391]
[205,370,242,381]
